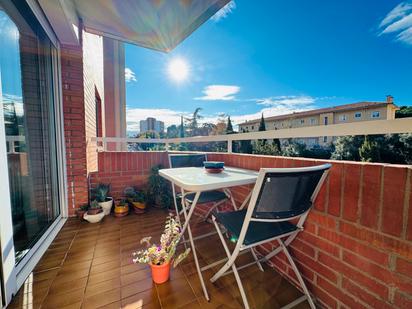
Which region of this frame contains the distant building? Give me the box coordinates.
[238,96,399,147]
[139,117,164,134]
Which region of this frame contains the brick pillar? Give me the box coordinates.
[61,44,88,216]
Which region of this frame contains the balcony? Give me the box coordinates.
[7,147,412,309]
[8,208,306,309]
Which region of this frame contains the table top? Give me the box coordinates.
[159,166,258,192]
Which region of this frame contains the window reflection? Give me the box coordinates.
[0,5,60,263]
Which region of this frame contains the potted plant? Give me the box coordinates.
[124,186,137,203]
[131,190,146,214]
[147,165,173,209]
[132,215,190,284]
[76,204,89,220]
[92,183,113,215]
[114,199,129,217]
[83,200,105,223]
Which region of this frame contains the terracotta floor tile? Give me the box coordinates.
[10,209,306,309]
[121,268,152,286]
[41,287,85,308]
[82,288,121,309]
[121,277,154,299]
[48,276,88,295]
[85,276,121,298]
[88,267,121,286]
[121,288,159,309]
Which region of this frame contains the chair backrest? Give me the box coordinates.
[251,164,331,220]
[168,153,207,168]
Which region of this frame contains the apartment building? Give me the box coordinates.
[139,117,165,133]
[238,96,399,146]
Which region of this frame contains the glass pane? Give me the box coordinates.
[0,5,60,263]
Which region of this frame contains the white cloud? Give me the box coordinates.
[125,67,137,82]
[378,1,412,45]
[126,95,318,132]
[211,1,236,22]
[255,95,316,107]
[229,96,316,127]
[195,85,240,101]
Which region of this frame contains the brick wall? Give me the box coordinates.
[61,44,88,216]
[82,31,104,173]
[207,153,412,309]
[87,151,412,308]
[89,152,168,198]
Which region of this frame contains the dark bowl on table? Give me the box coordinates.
[203,161,225,174]
[203,161,225,169]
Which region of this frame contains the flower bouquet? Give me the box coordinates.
[132,215,190,284]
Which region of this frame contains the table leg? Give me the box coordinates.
[180,189,210,301]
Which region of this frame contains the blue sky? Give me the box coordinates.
[125,0,412,132]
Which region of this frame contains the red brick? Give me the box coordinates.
[381,166,407,237]
[342,277,392,308]
[342,250,412,294]
[317,227,388,265]
[308,211,337,229]
[300,231,340,257]
[317,276,367,309]
[292,250,338,283]
[340,222,412,260]
[396,257,412,278]
[306,281,338,309]
[328,164,343,217]
[314,180,327,212]
[360,165,382,229]
[408,174,412,241]
[393,291,412,309]
[318,252,388,298]
[342,164,361,222]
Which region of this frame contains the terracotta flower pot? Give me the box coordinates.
[132,201,146,210]
[114,204,129,217]
[132,201,146,214]
[150,262,170,284]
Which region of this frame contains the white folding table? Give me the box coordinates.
[159,166,258,301]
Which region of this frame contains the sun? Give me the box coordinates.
[167,58,189,82]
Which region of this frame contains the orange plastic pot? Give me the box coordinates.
[150,262,170,284]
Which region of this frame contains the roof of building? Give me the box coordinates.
[238,101,398,126]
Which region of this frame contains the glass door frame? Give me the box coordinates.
[0,0,68,305]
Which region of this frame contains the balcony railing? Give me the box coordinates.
[90,118,412,152]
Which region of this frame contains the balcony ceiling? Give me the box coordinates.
[41,0,230,52]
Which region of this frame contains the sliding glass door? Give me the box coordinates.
[0,0,64,305]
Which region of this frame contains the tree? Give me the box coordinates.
[258,113,267,145]
[185,107,203,136]
[253,140,281,155]
[282,140,307,157]
[396,106,412,119]
[179,116,185,138]
[359,136,380,162]
[399,133,412,164]
[239,129,253,153]
[226,116,234,134]
[258,113,266,131]
[273,137,281,152]
[166,125,179,138]
[209,113,226,136]
[331,136,364,161]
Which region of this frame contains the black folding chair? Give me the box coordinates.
[210,164,331,309]
[168,153,235,222]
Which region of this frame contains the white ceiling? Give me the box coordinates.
[40,0,230,52]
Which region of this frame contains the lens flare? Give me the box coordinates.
[167,58,189,82]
